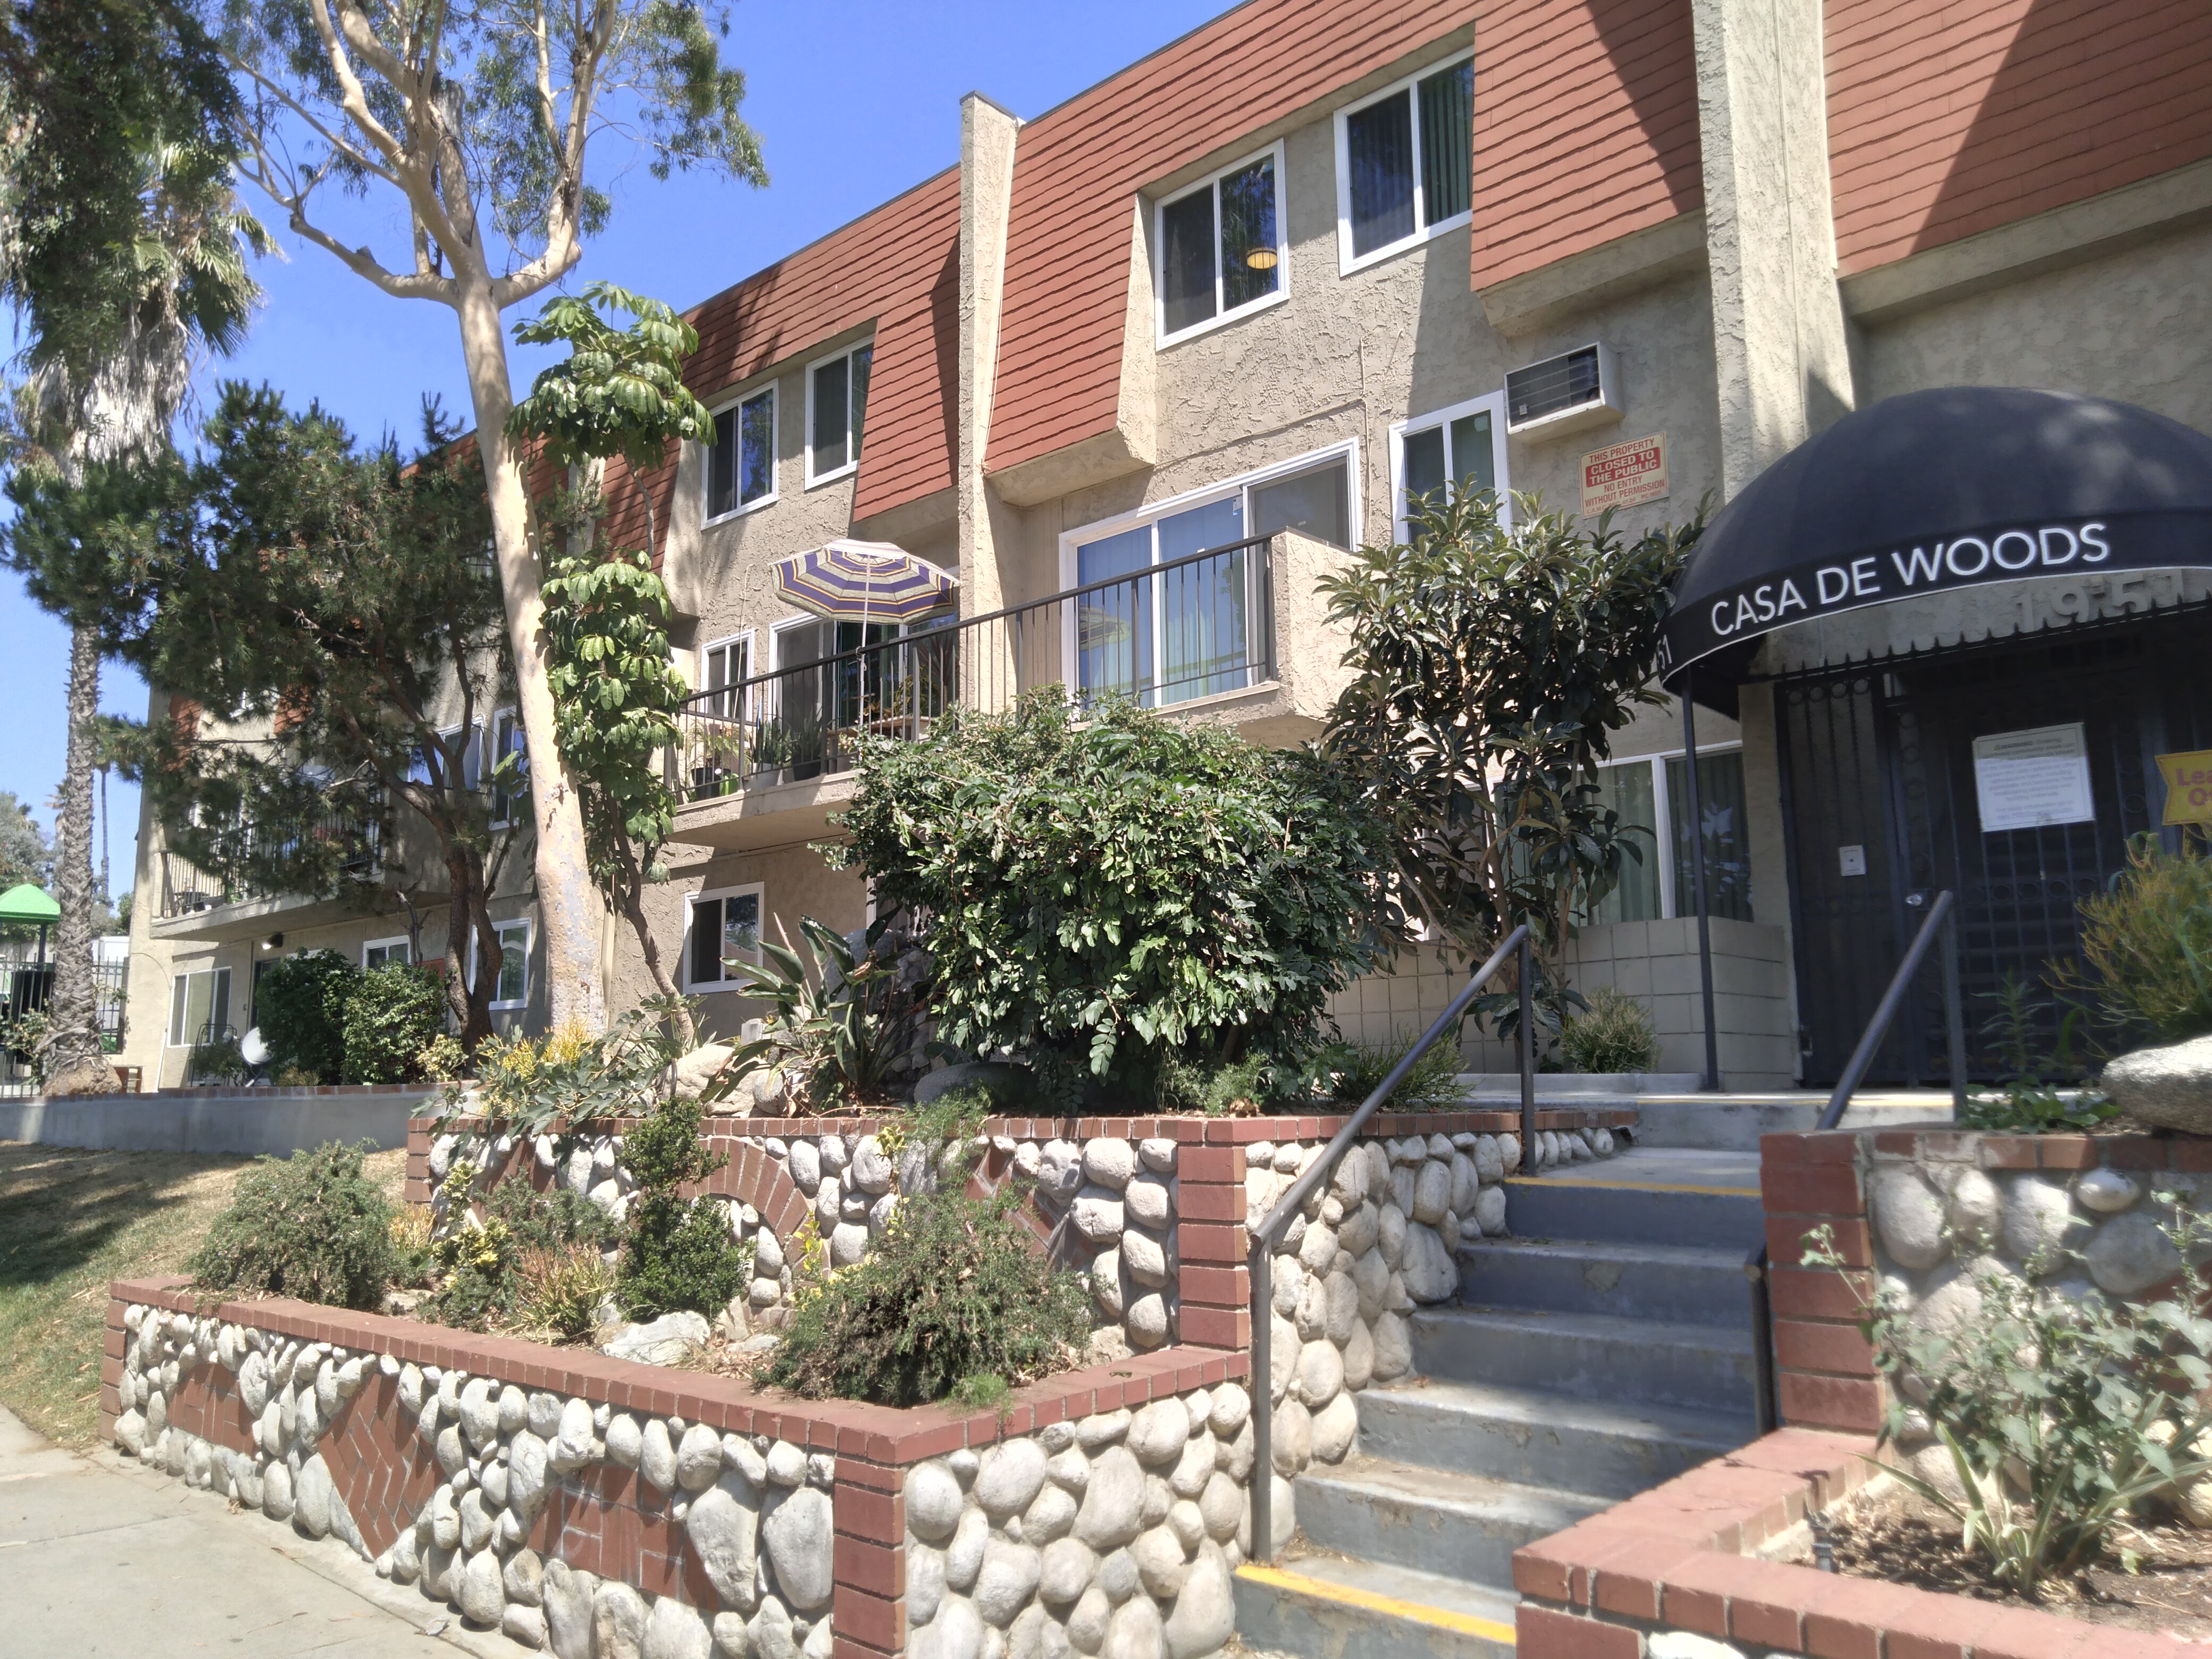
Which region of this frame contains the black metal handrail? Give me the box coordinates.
[1744,890,1968,1435]
[1816,887,1966,1130]
[1247,924,1534,1564]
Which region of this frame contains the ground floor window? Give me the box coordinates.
[473,918,531,1011]
[685,884,763,992]
[166,966,231,1048]
[363,936,410,970]
[1583,747,1753,925]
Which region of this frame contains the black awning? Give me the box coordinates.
[1660,386,2212,697]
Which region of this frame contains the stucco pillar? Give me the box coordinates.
[957,94,1020,634]
[1693,0,1856,499]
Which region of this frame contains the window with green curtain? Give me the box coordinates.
[1582,760,1662,925]
[1667,751,1754,923]
[1417,61,1472,224]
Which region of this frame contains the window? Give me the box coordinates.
[409,723,482,790]
[474,918,531,1011]
[363,936,411,970]
[1390,391,1510,537]
[488,708,527,827]
[1581,748,1753,926]
[685,884,763,992]
[1335,54,1473,272]
[166,966,231,1048]
[706,386,776,520]
[699,635,751,722]
[1063,444,1357,708]
[1156,145,1286,344]
[806,343,873,485]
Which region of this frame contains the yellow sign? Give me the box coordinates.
[2158,749,2212,824]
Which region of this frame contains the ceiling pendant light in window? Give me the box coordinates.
[1244,245,1279,271]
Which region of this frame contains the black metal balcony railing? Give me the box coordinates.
[672,535,1277,802]
[157,809,384,919]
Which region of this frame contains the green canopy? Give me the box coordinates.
[0,883,60,925]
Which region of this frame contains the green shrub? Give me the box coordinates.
[2074,835,2212,1042]
[190,1141,396,1309]
[342,962,446,1083]
[1805,1211,2212,1595]
[1314,1026,1465,1110]
[714,916,927,1110]
[615,1093,751,1319]
[428,1178,619,1331]
[1958,973,2115,1133]
[186,1033,250,1084]
[831,691,1387,1096]
[514,1244,618,1342]
[1560,987,1661,1074]
[254,949,356,1083]
[764,1181,1093,1405]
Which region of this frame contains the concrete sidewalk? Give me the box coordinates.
[0,1404,502,1657]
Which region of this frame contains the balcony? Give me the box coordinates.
[667,531,1351,850]
[153,811,386,940]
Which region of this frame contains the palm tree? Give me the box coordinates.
[4,81,269,1089]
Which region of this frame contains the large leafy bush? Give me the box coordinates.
[830,692,1385,1096]
[254,949,356,1083]
[764,1180,1093,1406]
[343,962,446,1083]
[191,1141,396,1309]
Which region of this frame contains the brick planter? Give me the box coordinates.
[1510,1427,2191,1657]
[1759,1126,2212,1436]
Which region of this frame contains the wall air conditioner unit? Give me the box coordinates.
[1503,342,1623,438]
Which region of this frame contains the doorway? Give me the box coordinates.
[1774,608,2212,1085]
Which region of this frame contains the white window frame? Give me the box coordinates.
[703,382,778,524]
[804,340,873,488]
[1056,438,1363,592]
[683,882,765,993]
[472,917,532,1012]
[1388,389,1513,540]
[362,935,412,970]
[1333,52,1476,276]
[1153,141,1290,348]
[697,632,755,716]
[1590,742,1745,920]
[165,965,232,1048]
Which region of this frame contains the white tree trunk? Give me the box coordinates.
[453,276,607,1032]
[43,623,119,1093]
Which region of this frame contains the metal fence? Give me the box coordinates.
[669,535,1277,803]
[158,808,383,919]
[0,955,129,1097]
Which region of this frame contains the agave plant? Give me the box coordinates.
[706,915,929,1111]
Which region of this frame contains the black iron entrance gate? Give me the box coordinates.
[1774,608,2212,1087]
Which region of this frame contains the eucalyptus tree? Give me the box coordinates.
[0,0,267,1091]
[212,1,767,1030]
[512,282,708,1045]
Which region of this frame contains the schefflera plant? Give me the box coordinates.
[1804,1203,2212,1595]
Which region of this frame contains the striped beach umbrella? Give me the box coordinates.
[770,538,958,624]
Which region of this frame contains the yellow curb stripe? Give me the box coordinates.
[1235,1563,1518,1644]
[1503,1176,1759,1198]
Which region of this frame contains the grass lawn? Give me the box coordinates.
[0,1143,406,1448]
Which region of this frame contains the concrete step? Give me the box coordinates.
[1292,1455,1604,1583]
[1502,1172,1763,1251]
[1234,1556,1519,1659]
[1354,1376,1755,1499]
[1412,1304,1759,1415]
[1455,1236,1752,1327]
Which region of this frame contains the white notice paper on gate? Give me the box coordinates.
[1972,723,2094,833]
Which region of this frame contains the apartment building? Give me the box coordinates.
[120,0,2212,1092]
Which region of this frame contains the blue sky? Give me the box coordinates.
[0,0,1228,889]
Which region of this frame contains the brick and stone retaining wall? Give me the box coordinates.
[1507,1426,2183,1658]
[1758,1126,2212,1440]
